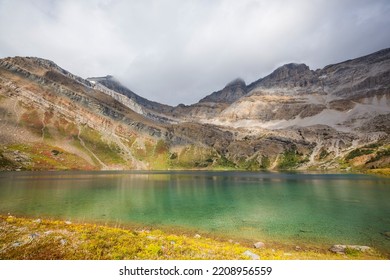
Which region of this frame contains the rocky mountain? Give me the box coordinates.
[199,78,247,104]
[87,75,173,113]
[0,49,389,173]
[87,75,177,124]
[197,48,390,128]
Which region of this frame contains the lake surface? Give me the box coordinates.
[0,171,389,254]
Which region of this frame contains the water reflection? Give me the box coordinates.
[0,171,389,253]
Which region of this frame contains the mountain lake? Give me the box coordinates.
[0,171,389,254]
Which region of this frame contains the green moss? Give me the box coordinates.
[345,247,362,257]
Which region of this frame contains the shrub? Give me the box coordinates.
[366,149,390,163]
[319,149,329,160]
[345,149,373,161]
[260,156,270,169]
[278,150,299,169]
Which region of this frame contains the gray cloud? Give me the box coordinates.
[0,0,389,105]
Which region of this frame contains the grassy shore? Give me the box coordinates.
[0,215,386,260]
[366,168,390,176]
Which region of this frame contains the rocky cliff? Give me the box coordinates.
[0,49,389,172]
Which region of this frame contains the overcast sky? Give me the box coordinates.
[0,0,389,105]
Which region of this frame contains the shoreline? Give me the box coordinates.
[1,215,387,260]
[1,168,388,177]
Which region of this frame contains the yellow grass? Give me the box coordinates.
[0,216,386,260]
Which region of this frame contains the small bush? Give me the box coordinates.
[217,156,236,168]
[260,156,270,169]
[242,158,259,171]
[366,149,390,163]
[363,143,380,149]
[345,149,373,160]
[278,150,299,169]
[319,149,329,160]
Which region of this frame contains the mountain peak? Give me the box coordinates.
[86,75,173,112]
[271,63,310,76]
[226,78,246,87]
[0,56,65,75]
[247,62,314,90]
[199,78,247,104]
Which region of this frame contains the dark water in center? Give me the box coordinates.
[0,171,389,253]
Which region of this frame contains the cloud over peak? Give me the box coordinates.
[1,0,389,105]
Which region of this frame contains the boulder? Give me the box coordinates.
[146,235,157,240]
[253,241,265,249]
[329,245,371,253]
[28,233,39,240]
[329,244,346,253]
[243,250,260,260]
[12,242,22,247]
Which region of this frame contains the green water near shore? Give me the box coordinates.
[0,171,389,253]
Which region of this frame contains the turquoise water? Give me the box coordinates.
[0,171,389,253]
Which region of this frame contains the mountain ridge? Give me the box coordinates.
[0,48,389,172]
